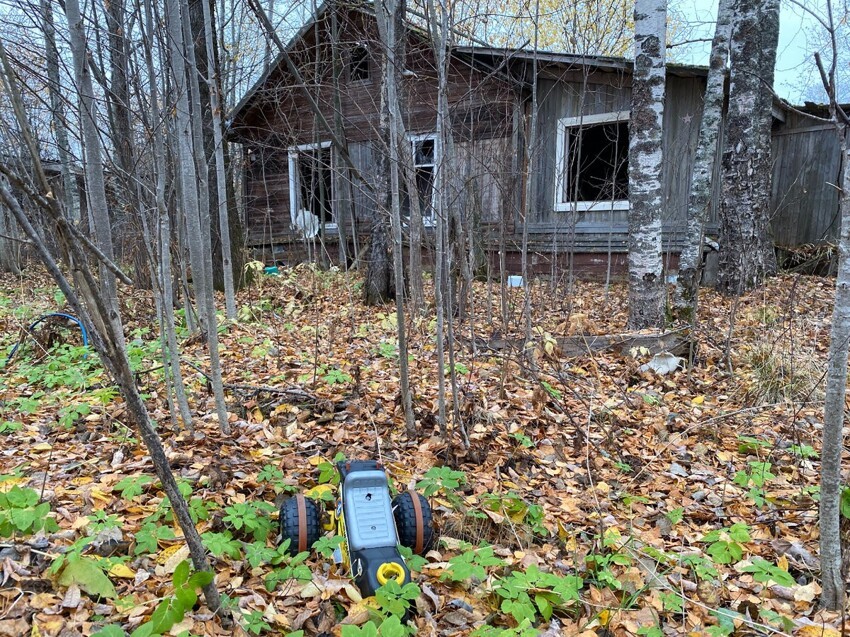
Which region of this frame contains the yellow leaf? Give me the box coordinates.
[32,443,52,451]
[109,563,136,579]
[31,623,41,637]
[305,483,335,500]
[308,456,328,467]
[156,544,185,565]
[90,489,112,506]
[595,481,610,494]
[691,395,705,405]
[798,627,840,637]
[598,609,611,626]
[776,554,789,572]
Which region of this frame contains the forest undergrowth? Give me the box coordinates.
[0,266,844,637]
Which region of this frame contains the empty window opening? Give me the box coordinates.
[288,143,335,231]
[350,45,370,81]
[555,111,629,212]
[402,136,437,226]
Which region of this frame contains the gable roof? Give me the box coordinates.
[228,1,710,127]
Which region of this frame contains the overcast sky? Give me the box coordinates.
[672,0,842,104]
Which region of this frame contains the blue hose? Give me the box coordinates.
[3,313,89,367]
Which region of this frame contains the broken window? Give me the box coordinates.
[555,111,629,212]
[350,45,370,82]
[287,143,335,233]
[402,135,437,226]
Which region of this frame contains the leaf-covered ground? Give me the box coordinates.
[0,267,845,636]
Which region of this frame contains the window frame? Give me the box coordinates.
[288,140,337,231]
[408,132,438,227]
[348,44,370,83]
[554,110,630,213]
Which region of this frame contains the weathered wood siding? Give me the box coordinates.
[232,6,516,247]
[770,111,843,246]
[524,70,708,252]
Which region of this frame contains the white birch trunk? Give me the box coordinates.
[627,0,666,329]
[674,0,732,317]
[716,0,780,294]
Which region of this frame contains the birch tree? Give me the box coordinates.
[673,0,732,320]
[627,0,666,329]
[716,0,779,295]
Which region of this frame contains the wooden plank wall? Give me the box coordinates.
[770,112,842,246]
[528,71,708,251]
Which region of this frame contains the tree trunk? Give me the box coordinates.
[190,0,245,295]
[40,0,80,222]
[674,0,732,319]
[375,0,416,437]
[716,0,779,295]
[627,0,666,329]
[200,0,237,318]
[64,0,124,349]
[166,0,229,433]
[820,127,850,610]
[0,178,22,276]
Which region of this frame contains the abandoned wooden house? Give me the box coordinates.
[226,1,845,276]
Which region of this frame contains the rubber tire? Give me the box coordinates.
[393,491,434,555]
[279,496,321,555]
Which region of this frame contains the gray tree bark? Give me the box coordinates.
[0,40,223,615]
[166,0,230,434]
[674,0,732,319]
[627,0,666,329]
[40,0,80,222]
[820,127,850,610]
[375,0,416,437]
[200,0,237,319]
[716,0,780,295]
[64,0,124,350]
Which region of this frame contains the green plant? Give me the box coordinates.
[261,539,313,591]
[736,435,770,454]
[739,557,795,586]
[313,534,345,558]
[322,367,352,385]
[790,443,817,459]
[700,522,751,564]
[135,522,177,556]
[417,466,466,497]
[733,461,775,507]
[0,420,22,434]
[114,476,153,500]
[375,579,420,617]
[509,432,534,449]
[665,507,684,525]
[540,381,562,400]
[58,402,91,428]
[201,531,242,560]
[376,341,398,359]
[398,545,427,572]
[223,501,276,542]
[494,565,583,624]
[241,609,272,635]
[441,543,505,582]
[0,486,58,537]
[480,491,547,536]
[129,561,213,637]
